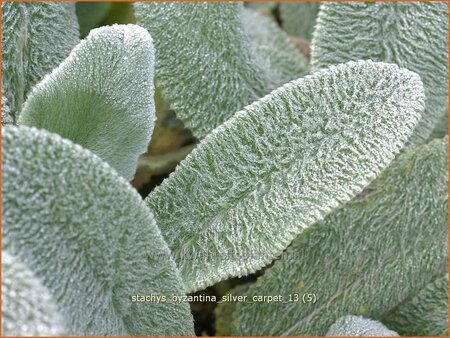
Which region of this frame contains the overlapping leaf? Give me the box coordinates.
[1,2,79,124]
[2,125,194,336]
[242,8,309,87]
[2,252,65,336]
[19,25,155,180]
[280,2,320,40]
[430,110,448,140]
[326,316,398,337]
[312,2,448,145]
[134,2,308,138]
[146,60,424,292]
[233,137,448,336]
[382,274,448,336]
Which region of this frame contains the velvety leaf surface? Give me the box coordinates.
[2,88,11,125]
[146,60,424,293]
[383,274,448,336]
[1,2,79,124]
[430,109,448,140]
[327,316,398,336]
[243,8,310,87]
[280,2,320,40]
[134,2,308,138]
[233,137,448,336]
[19,24,155,180]
[2,125,194,336]
[2,252,65,336]
[312,2,448,146]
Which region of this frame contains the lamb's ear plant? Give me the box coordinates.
[326,316,399,337]
[146,60,424,292]
[431,111,449,140]
[231,137,448,336]
[134,2,308,138]
[18,24,155,180]
[2,125,194,336]
[1,2,79,124]
[382,274,449,336]
[312,2,448,145]
[242,8,310,86]
[279,2,320,41]
[2,251,65,336]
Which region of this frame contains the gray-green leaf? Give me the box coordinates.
[134,2,308,139]
[430,109,448,140]
[233,137,448,336]
[146,60,424,293]
[2,251,65,336]
[327,316,398,337]
[280,2,320,40]
[243,8,310,86]
[2,125,194,336]
[312,2,448,146]
[1,2,79,125]
[18,24,155,181]
[382,274,449,336]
